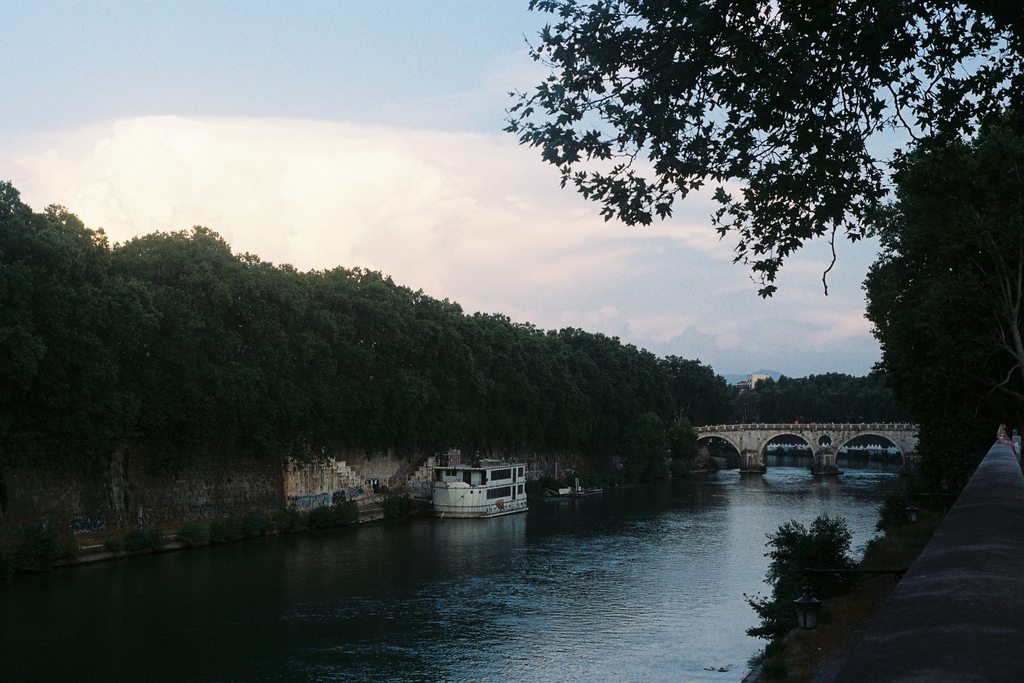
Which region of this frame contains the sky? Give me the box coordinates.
[0,1,885,378]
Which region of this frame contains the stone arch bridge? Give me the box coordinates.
[693,423,919,474]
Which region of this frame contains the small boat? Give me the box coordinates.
[432,460,528,518]
[557,478,603,498]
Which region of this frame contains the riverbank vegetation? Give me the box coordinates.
[0,181,909,491]
[734,374,910,424]
[0,182,731,484]
[748,478,951,681]
[745,515,857,643]
[0,499,377,575]
[865,115,1024,491]
[755,505,944,682]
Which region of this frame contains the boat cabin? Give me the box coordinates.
[432,460,528,518]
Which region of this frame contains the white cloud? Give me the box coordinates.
[1,115,882,376]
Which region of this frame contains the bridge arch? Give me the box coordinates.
[761,432,814,462]
[696,434,742,457]
[835,433,905,464]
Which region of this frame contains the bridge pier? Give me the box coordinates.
[740,450,766,473]
[811,449,841,475]
[900,454,921,476]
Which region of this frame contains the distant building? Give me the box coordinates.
[747,373,770,389]
[736,380,749,391]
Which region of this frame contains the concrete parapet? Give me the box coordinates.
[831,442,1024,683]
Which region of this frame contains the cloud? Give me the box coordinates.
[1,115,882,376]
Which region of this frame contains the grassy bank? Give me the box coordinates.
[754,509,944,681]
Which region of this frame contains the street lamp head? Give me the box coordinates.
[794,585,822,630]
[906,504,919,523]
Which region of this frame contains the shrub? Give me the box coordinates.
[104,535,125,553]
[764,639,786,659]
[306,501,358,529]
[147,528,166,551]
[526,475,564,497]
[670,457,694,477]
[238,510,272,538]
[336,499,359,524]
[0,549,12,579]
[876,488,911,532]
[58,535,79,561]
[13,524,77,572]
[176,521,210,547]
[304,504,338,529]
[761,660,788,680]
[123,528,165,553]
[746,515,855,641]
[274,507,305,533]
[122,530,147,553]
[382,494,411,519]
[209,517,243,543]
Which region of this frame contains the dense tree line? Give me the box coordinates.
[865,115,1024,488]
[733,374,911,424]
[0,182,737,481]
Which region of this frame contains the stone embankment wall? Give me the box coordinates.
[0,444,601,542]
[832,441,1024,683]
[0,442,285,542]
[502,449,613,480]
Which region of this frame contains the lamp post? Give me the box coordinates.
[794,586,822,630]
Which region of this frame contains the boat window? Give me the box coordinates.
[463,471,473,485]
[518,467,524,478]
[490,468,512,481]
[486,486,512,500]
[481,471,487,485]
[518,484,523,494]
[435,470,443,482]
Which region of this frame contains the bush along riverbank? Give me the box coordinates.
[523,456,738,502]
[745,482,947,681]
[0,495,426,576]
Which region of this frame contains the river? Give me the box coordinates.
[0,458,900,683]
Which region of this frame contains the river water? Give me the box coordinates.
[0,458,900,683]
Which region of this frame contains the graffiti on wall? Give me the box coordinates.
[289,492,331,510]
[288,487,368,510]
[70,515,107,534]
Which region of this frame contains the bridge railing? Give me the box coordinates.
[693,423,918,432]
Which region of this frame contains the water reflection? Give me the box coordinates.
[0,464,900,683]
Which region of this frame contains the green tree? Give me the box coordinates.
[752,373,910,423]
[747,515,856,641]
[667,417,698,460]
[0,184,155,468]
[865,114,1024,487]
[508,1,1022,294]
[660,356,732,425]
[0,180,738,480]
[620,410,669,482]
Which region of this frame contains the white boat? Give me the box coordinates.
[432,460,528,518]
